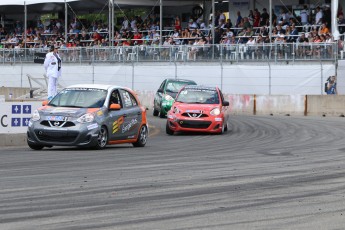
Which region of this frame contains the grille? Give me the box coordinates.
[181,113,208,118]
[178,120,211,129]
[41,120,76,128]
[35,130,78,143]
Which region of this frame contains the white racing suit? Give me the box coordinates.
[44,52,62,100]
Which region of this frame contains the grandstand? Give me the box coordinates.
[0,0,344,98]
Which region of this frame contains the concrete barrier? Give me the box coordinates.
[307,95,345,117]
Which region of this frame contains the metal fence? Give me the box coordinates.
[0,42,339,64]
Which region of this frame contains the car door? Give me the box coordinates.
[118,89,142,139]
[107,89,128,141]
[154,79,166,110]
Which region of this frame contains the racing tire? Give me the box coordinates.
[28,142,44,150]
[94,126,108,150]
[166,122,174,135]
[159,111,166,118]
[133,125,148,147]
[153,108,159,116]
[219,122,228,134]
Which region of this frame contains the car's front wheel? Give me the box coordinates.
[94,126,108,149]
[166,122,174,135]
[133,125,148,147]
[27,141,44,150]
[159,110,166,118]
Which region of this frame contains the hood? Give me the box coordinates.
[173,102,219,113]
[38,106,99,118]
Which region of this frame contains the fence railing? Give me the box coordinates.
[0,42,340,64]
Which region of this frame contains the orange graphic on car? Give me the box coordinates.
[113,116,124,134]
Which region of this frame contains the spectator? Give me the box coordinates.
[300,5,310,25]
[260,8,269,26]
[253,9,261,28]
[288,24,298,42]
[188,19,198,30]
[174,16,181,31]
[235,11,243,28]
[318,23,329,35]
[338,14,345,34]
[326,76,337,95]
[315,6,323,25]
[323,5,331,30]
[248,10,254,24]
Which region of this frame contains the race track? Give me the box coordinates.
[1,114,345,230]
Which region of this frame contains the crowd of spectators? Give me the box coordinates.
[0,4,344,54]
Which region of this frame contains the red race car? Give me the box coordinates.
[166,85,229,135]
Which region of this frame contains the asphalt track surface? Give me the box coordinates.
[1,114,345,230]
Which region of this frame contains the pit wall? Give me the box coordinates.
[0,62,338,95]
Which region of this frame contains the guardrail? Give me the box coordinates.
[0,42,339,64]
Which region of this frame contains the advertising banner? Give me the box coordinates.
[0,101,42,134]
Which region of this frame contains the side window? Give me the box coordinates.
[109,90,122,108]
[159,80,166,92]
[120,90,138,108]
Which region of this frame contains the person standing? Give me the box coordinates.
[326,76,337,95]
[44,45,61,100]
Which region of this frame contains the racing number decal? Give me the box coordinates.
[112,116,124,134]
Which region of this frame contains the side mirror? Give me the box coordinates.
[42,100,48,106]
[109,103,121,110]
[223,101,229,106]
[157,89,163,93]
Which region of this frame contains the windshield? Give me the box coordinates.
[165,81,195,93]
[176,88,220,104]
[49,88,108,108]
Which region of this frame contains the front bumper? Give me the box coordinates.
[167,115,223,133]
[27,120,100,147]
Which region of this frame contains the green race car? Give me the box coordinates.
[153,78,197,118]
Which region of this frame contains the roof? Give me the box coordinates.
[66,84,119,90]
[166,78,197,83]
[184,85,218,90]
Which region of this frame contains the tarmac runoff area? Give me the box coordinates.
[1,114,345,229]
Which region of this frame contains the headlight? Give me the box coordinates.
[164,94,174,101]
[31,110,40,121]
[77,113,95,123]
[173,107,180,114]
[210,108,221,116]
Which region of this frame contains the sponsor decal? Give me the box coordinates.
[122,118,138,133]
[186,110,202,113]
[215,117,222,121]
[51,108,79,113]
[87,123,98,130]
[113,116,124,134]
[97,110,103,116]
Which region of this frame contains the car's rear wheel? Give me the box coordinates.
[94,126,108,149]
[27,142,44,150]
[153,108,159,116]
[133,125,148,147]
[166,122,174,135]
